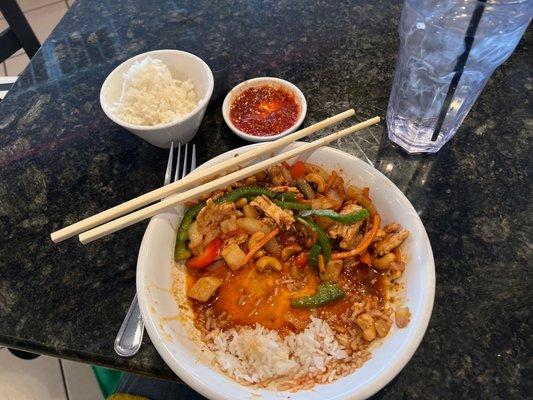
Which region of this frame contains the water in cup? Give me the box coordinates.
[387,0,532,153]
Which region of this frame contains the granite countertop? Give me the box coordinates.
[0,0,530,398]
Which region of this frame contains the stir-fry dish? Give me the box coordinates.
[173,161,411,390]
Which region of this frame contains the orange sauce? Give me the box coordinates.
[187,260,386,333]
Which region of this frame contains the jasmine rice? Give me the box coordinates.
[208,317,349,384]
[113,56,197,126]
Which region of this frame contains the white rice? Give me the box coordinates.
[208,317,349,384]
[113,56,197,126]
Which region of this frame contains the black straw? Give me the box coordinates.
[431,0,487,141]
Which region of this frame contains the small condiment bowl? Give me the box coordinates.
[100,49,214,148]
[222,77,307,143]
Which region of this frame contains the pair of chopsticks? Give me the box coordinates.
[51,109,380,244]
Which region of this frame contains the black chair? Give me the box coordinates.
[0,0,40,99]
[0,0,40,62]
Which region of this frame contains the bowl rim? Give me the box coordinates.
[99,49,214,132]
[137,143,435,400]
[222,77,307,142]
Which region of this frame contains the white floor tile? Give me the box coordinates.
[0,64,6,77]
[0,348,67,400]
[18,0,64,13]
[24,1,68,44]
[61,360,102,400]
[5,54,30,75]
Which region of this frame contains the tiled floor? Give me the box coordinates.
[0,348,102,400]
[0,0,73,76]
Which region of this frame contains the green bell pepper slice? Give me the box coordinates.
[174,202,206,261]
[297,217,331,264]
[296,178,316,199]
[309,242,321,269]
[298,208,369,223]
[291,282,345,308]
[273,200,311,211]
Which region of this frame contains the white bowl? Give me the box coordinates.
[100,50,214,148]
[222,77,307,142]
[136,143,435,400]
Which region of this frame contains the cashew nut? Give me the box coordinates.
[371,253,396,270]
[304,173,327,193]
[280,244,303,261]
[248,232,266,251]
[234,197,248,208]
[244,175,257,185]
[389,261,405,280]
[256,256,283,272]
[242,204,259,219]
[356,313,376,341]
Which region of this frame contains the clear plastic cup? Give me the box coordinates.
[387,0,532,153]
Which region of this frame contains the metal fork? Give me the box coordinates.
[114,142,197,357]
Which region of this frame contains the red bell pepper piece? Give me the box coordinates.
[186,237,223,269]
[295,251,309,268]
[290,161,308,179]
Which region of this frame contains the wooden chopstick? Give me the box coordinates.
[51,109,355,243]
[78,116,380,244]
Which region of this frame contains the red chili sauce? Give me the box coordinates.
[229,85,300,136]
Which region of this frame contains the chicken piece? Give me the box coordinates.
[373,229,387,243]
[328,203,365,250]
[188,276,223,302]
[220,216,238,234]
[374,229,409,256]
[260,216,277,229]
[250,195,295,229]
[196,199,239,244]
[269,186,299,193]
[395,306,411,328]
[268,165,290,186]
[383,223,401,234]
[222,232,248,249]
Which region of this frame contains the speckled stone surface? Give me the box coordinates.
[0,0,530,398]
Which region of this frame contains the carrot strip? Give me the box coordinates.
[324,170,337,193]
[359,251,372,266]
[332,214,381,259]
[241,227,280,266]
[318,254,326,273]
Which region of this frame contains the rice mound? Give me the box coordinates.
[208,317,349,384]
[112,56,197,126]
